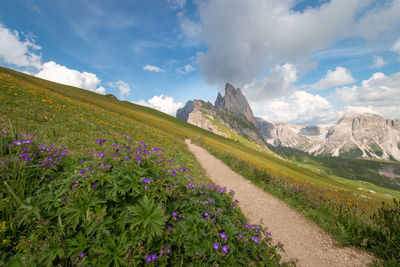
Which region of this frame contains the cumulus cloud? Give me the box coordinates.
[36,61,106,94]
[167,0,186,10]
[334,72,400,119]
[311,66,355,90]
[136,95,183,116]
[256,91,339,125]
[108,81,131,100]
[177,64,195,74]
[244,63,297,100]
[392,38,400,54]
[372,56,386,68]
[180,0,400,98]
[0,23,42,69]
[143,64,165,72]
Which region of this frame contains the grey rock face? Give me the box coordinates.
[176,100,194,122]
[259,113,400,161]
[215,83,258,127]
[176,83,265,145]
[256,117,276,140]
[314,113,400,160]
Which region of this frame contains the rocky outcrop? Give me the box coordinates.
[176,100,194,122]
[215,83,258,127]
[258,113,400,161]
[176,100,229,137]
[106,94,118,100]
[176,83,265,144]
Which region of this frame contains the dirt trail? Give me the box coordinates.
[185,140,375,267]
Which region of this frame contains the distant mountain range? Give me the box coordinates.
[177,83,400,161]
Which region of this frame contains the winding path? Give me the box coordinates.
[185,139,375,267]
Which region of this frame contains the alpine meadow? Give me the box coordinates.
[1,0,400,266]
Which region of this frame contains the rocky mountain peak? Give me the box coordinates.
[214,83,257,127]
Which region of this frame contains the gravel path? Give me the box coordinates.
[186,140,375,267]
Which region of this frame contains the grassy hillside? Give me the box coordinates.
[1,66,399,265]
[1,66,397,201]
[0,67,290,266]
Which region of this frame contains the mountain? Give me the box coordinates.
[258,113,400,161]
[178,82,400,161]
[176,83,265,144]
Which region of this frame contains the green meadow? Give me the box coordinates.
[1,66,399,265]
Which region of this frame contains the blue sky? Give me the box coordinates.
[1,0,400,125]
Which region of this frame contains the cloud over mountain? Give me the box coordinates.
[334,71,400,119]
[180,0,400,98]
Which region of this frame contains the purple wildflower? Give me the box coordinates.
[78,252,86,258]
[220,232,227,240]
[222,245,229,254]
[98,152,105,156]
[80,169,86,174]
[252,236,260,243]
[145,255,152,263]
[88,167,93,171]
[213,243,219,251]
[142,178,151,184]
[172,211,177,216]
[204,212,209,217]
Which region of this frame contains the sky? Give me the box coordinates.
[0,0,400,125]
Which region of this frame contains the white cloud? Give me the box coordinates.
[334,72,400,119]
[372,56,386,68]
[0,23,42,69]
[257,91,339,125]
[143,64,165,72]
[136,95,183,116]
[177,64,195,74]
[311,66,355,90]
[36,61,106,94]
[244,63,297,100]
[392,38,400,54]
[167,0,186,9]
[180,0,400,99]
[108,81,131,100]
[96,86,106,95]
[344,105,378,115]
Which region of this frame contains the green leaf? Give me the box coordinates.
[127,195,168,242]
